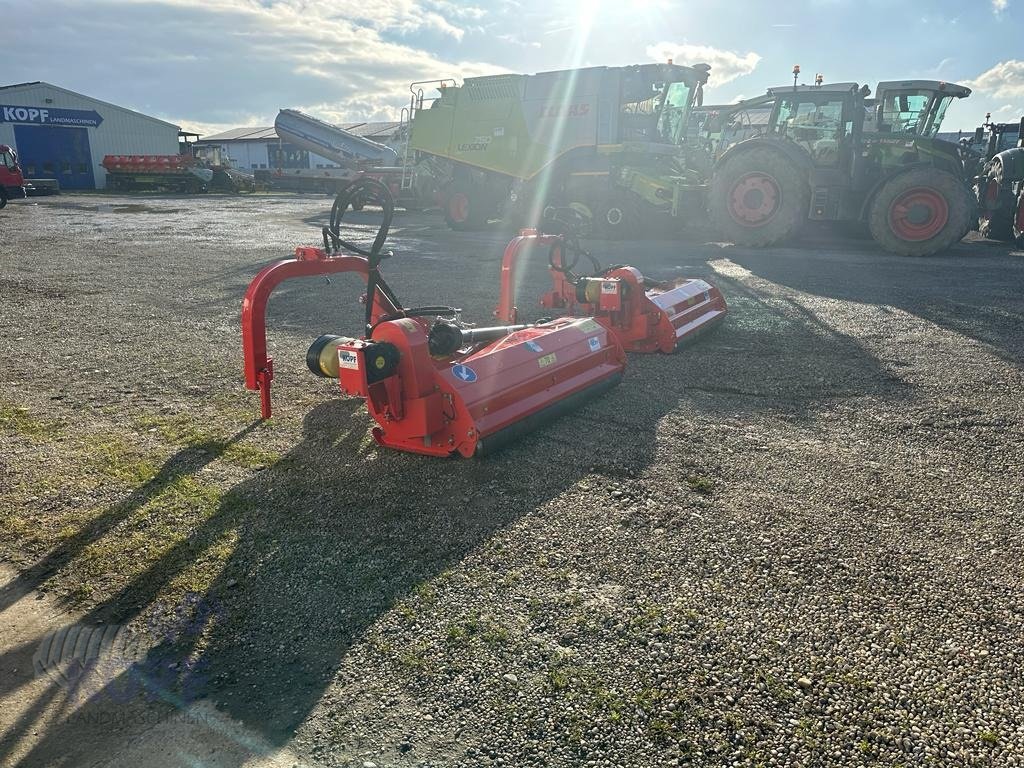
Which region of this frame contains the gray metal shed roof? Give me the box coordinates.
[199,121,401,143]
[0,81,179,129]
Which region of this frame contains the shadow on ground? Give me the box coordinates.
[727,236,1024,366]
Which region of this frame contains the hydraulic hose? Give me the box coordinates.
[322,177,460,337]
[541,207,602,283]
[321,177,404,335]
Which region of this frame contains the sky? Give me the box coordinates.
[2,0,1022,136]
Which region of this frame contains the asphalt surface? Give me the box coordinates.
[1,193,1023,767]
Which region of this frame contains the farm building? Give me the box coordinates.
[0,81,180,190]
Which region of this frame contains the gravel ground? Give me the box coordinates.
[1,194,1023,767]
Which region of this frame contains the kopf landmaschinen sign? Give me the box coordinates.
[0,104,104,128]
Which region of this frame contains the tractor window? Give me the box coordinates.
[1,150,14,170]
[880,91,931,134]
[921,95,953,138]
[657,81,692,144]
[774,98,846,164]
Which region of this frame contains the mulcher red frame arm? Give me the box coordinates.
[494,229,564,324]
[241,247,400,419]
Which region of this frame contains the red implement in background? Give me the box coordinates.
[494,229,727,353]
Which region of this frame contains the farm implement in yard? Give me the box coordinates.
[241,179,626,457]
[494,210,727,353]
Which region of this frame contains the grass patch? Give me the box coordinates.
[64,473,234,607]
[137,414,279,469]
[88,435,159,484]
[444,612,512,648]
[685,474,715,495]
[0,403,62,440]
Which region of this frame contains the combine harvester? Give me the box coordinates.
[406,62,712,235]
[494,210,727,353]
[241,179,628,457]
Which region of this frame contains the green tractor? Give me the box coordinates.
[405,62,711,235]
[971,117,1024,243]
[707,80,975,256]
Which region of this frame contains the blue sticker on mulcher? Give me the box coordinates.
[452,364,478,383]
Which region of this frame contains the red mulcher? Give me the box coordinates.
[494,211,727,353]
[242,180,626,457]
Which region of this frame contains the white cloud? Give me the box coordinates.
[969,60,1024,99]
[645,42,761,87]
[992,0,1008,11]
[3,0,506,129]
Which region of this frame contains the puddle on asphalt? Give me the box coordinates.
[95,204,185,214]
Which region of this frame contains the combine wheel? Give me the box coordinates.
[868,168,971,256]
[594,197,639,240]
[709,147,809,246]
[444,184,488,231]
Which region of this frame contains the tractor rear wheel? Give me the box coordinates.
[1011,191,1024,245]
[868,168,971,256]
[709,147,809,246]
[978,190,1015,241]
[975,171,1014,241]
[444,184,487,231]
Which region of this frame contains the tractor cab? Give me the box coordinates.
[0,144,27,209]
[867,81,971,137]
[764,82,863,167]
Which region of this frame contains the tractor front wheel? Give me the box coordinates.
[0,189,7,210]
[868,168,971,256]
